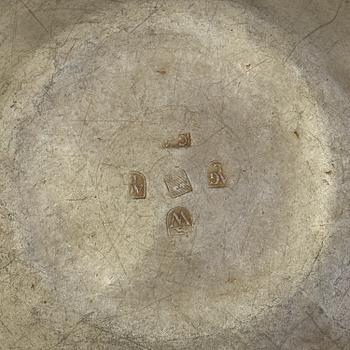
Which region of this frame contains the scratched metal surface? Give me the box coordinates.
[0,0,350,349]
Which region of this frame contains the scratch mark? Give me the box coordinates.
[305,0,314,9]
[62,40,77,67]
[118,336,151,349]
[304,128,327,153]
[19,0,49,34]
[66,196,94,202]
[279,316,309,348]
[285,0,344,61]
[305,312,342,349]
[97,201,129,282]
[207,2,219,33]
[192,126,226,148]
[48,0,57,38]
[239,197,262,254]
[10,0,18,67]
[224,58,269,89]
[306,160,314,176]
[0,318,13,336]
[261,332,279,349]
[102,294,174,322]
[129,8,157,34]
[337,283,350,310]
[79,100,92,144]
[0,258,16,270]
[325,39,340,54]
[303,240,324,282]
[172,53,183,97]
[50,312,94,349]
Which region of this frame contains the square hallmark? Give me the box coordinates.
[164,168,192,198]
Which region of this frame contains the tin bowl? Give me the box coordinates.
[0,1,349,349]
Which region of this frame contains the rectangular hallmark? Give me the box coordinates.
[162,133,191,149]
[164,168,192,198]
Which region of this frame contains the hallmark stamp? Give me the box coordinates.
[163,133,191,149]
[129,171,146,199]
[164,168,192,198]
[167,207,193,237]
[208,161,227,188]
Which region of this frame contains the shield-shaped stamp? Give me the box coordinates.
[129,171,147,199]
[166,207,193,237]
[208,161,227,188]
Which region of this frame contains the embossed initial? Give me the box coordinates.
[167,207,193,237]
[163,133,191,149]
[129,171,146,199]
[208,161,227,188]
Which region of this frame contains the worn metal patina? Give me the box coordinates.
[0,0,350,349]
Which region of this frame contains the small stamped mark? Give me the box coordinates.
[167,207,193,237]
[129,171,146,199]
[163,133,191,149]
[208,161,227,188]
[164,168,192,198]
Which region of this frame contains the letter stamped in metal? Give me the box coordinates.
[208,161,227,188]
[166,207,193,237]
[129,171,147,199]
[163,133,191,149]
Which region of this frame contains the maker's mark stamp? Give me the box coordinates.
[163,133,191,149]
[208,161,227,188]
[164,168,192,198]
[129,171,146,199]
[167,207,193,237]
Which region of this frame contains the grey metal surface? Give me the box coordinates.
[0,0,350,349]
